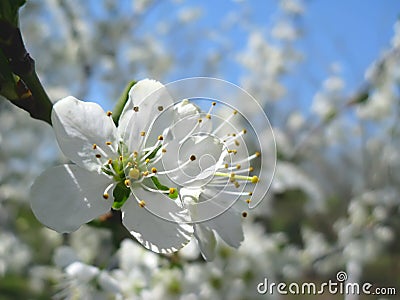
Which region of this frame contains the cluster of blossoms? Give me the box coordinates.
[31,79,262,259]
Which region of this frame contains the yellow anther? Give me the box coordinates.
[145,158,150,164]
[198,119,202,123]
[133,106,139,112]
[190,155,196,161]
[106,111,112,116]
[95,154,101,158]
[158,106,164,111]
[206,114,211,119]
[124,179,130,187]
[92,144,97,149]
[228,149,237,154]
[139,200,146,208]
[242,129,247,134]
[129,168,140,180]
[133,151,138,157]
[107,159,113,164]
[140,131,146,137]
[106,141,112,146]
[119,155,123,161]
[251,176,259,183]
[234,181,240,188]
[255,151,261,157]
[212,102,216,106]
[236,164,241,169]
[127,162,133,167]
[249,166,254,172]
[242,211,248,218]
[246,199,251,204]
[248,192,253,196]
[224,163,229,168]
[158,135,164,141]
[162,148,167,153]
[151,167,157,173]
[169,187,176,194]
[103,193,109,199]
[234,140,240,146]
[233,110,238,115]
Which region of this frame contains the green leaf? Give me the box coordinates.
[150,176,178,199]
[112,182,131,209]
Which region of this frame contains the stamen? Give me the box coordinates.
[106,111,112,116]
[103,193,109,199]
[190,155,196,161]
[133,106,139,112]
[158,106,164,111]
[92,144,97,149]
[242,211,248,218]
[151,167,157,173]
[158,135,164,141]
[139,200,146,208]
[107,159,113,165]
[206,114,211,119]
[124,179,130,187]
[140,131,146,137]
[215,172,259,183]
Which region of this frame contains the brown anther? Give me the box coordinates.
[212,102,216,106]
[233,110,238,115]
[106,111,112,116]
[162,148,167,153]
[236,164,241,169]
[248,192,253,196]
[198,119,202,123]
[255,151,261,157]
[242,129,247,134]
[242,211,248,218]
[119,156,123,161]
[95,154,101,158]
[92,144,97,149]
[234,181,240,188]
[140,131,146,136]
[106,141,112,146]
[133,151,138,157]
[232,133,236,137]
[107,159,113,164]
[206,114,211,119]
[158,135,164,141]
[139,200,146,208]
[158,106,164,111]
[124,179,130,187]
[190,155,196,161]
[133,106,139,112]
[151,167,157,173]
[246,199,251,204]
[103,193,109,199]
[249,166,254,172]
[234,140,240,146]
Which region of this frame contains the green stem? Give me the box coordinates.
[112,80,136,125]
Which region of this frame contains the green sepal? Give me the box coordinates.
[112,182,131,209]
[150,176,178,199]
[146,144,162,160]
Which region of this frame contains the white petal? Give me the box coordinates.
[118,79,174,152]
[194,224,216,261]
[52,96,117,172]
[121,190,193,254]
[31,165,113,233]
[203,207,244,248]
